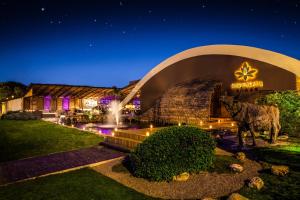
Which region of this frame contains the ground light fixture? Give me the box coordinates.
[178,122,181,126]
[150,124,153,129]
[112,132,115,137]
[146,131,150,136]
[209,125,212,129]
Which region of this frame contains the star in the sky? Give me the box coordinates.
[93,19,97,23]
[41,7,45,12]
[120,1,123,6]
[162,18,166,22]
[202,5,206,8]
[148,10,152,14]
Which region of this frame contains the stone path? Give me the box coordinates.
[0,146,124,185]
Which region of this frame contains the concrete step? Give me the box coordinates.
[104,135,142,150]
[113,131,148,142]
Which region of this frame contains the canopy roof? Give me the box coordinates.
[25,83,115,99]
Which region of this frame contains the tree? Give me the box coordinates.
[0,82,27,101]
[256,91,300,137]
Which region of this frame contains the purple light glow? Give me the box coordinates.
[62,97,70,111]
[100,95,119,105]
[44,96,51,111]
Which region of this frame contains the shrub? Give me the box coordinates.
[125,126,216,181]
[256,91,300,137]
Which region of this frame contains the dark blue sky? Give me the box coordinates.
[0,0,300,87]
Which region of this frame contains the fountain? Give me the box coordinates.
[94,100,127,129]
[108,100,121,126]
[76,100,128,133]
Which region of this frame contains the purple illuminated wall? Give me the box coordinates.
[44,96,51,111]
[62,97,70,111]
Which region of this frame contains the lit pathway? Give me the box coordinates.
[0,146,125,185]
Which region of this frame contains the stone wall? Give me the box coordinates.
[140,80,222,125]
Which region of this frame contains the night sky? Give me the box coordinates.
[1,0,300,87]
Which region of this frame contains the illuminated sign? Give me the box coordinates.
[83,99,97,109]
[231,62,263,90]
[231,81,263,89]
[234,62,257,81]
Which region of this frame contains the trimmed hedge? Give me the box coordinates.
[125,126,216,181]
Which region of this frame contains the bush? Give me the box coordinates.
[256,91,300,137]
[125,126,216,181]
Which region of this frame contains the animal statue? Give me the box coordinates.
[221,96,281,148]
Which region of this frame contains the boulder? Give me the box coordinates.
[271,165,289,176]
[235,152,246,161]
[227,193,249,200]
[229,164,243,172]
[173,172,189,181]
[248,177,264,190]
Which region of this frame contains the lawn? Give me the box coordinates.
[0,120,103,162]
[237,140,300,200]
[0,168,155,200]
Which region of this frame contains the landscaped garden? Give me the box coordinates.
[0,122,299,199]
[0,120,103,162]
[238,141,300,200]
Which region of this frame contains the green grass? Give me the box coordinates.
[237,139,300,200]
[0,168,155,200]
[208,155,241,173]
[0,120,103,162]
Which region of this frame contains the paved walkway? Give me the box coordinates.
[0,146,124,185]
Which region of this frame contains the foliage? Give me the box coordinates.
[0,81,27,101]
[0,120,103,162]
[256,91,300,136]
[126,126,216,181]
[0,168,154,200]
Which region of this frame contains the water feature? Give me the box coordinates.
[74,100,137,135]
[107,100,122,127]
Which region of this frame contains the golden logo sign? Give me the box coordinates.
[234,61,258,81]
[231,62,263,89]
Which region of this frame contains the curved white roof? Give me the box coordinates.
[121,44,300,107]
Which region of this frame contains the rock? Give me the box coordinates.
[277,135,289,140]
[235,152,246,161]
[248,177,264,190]
[229,164,243,172]
[271,165,289,176]
[227,193,249,200]
[173,172,189,181]
[259,161,272,170]
[202,198,216,200]
[140,80,221,124]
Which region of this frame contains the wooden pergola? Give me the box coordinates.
[25,83,115,99]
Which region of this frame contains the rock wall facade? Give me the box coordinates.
[140,80,222,125]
